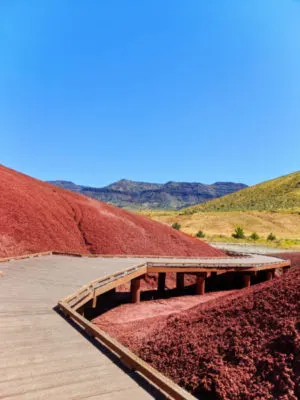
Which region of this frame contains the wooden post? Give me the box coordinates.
[243,273,251,288]
[176,272,184,291]
[77,307,85,317]
[266,269,274,281]
[196,273,206,295]
[131,278,141,303]
[158,272,166,292]
[92,290,97,309]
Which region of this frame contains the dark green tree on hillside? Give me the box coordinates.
[172,222,181,230]
[250,232,259,240]
[267,232,276,241]
[232,226,245,239]
[196,230,205,238]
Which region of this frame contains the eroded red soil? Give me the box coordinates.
[93,266,300,400]
[0,164,224,258]
[139,269,300,400]
[93,290,238,352]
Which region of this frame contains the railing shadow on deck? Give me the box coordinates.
[53,305,167,400]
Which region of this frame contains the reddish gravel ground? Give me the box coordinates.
[0,164,224,258]
[138,268,300,400]
[93,290,238,350]
[93,265,300,400]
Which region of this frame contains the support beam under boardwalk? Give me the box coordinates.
[131,277,141,303]
[266,269,275,281]
[176,272,184,291]
[196,273,207,295]
[243,273,251,288]
[158,272,166,292]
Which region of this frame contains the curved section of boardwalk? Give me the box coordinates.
[0,255,155,400]
[0,253,289,399]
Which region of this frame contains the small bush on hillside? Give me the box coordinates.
[267,232,276,241]
[232,226,245,239]
[196,230,205,238]
[172,222,181,230]
[179,209,196,216]
[250,232,259,240]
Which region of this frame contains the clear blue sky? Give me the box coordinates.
[1,0,299,187]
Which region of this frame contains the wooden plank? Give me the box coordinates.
[92,266,147,299]
[147,266,236,273]
[147,261,290,274]
[0,251,52,263]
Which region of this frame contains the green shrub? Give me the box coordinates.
[179,209,196,216]
[267,232,276,241]
[232,226,245,239]
[250,232,259,240]
[172,222,181,230]
[196,230,205,238]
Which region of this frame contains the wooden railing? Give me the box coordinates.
[58,262,196,400]
[65,263,147,311]
[58,300,195,399]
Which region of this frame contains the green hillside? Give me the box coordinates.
[184,171,300,213]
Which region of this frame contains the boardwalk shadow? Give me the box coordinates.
[53,305,166,399]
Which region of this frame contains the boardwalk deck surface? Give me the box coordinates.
[0,255,155,400]
[0,253,288,399]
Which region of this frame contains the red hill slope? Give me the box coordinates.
[0,165,224,258]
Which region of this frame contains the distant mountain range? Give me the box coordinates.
[47,179,247,210]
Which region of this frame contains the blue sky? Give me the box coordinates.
[1,0,299,187]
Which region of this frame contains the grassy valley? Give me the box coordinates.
[139,172,300,249]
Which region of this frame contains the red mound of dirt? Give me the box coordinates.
[138,269,300,400]
[93,290,238,348]
[0,165,225,258]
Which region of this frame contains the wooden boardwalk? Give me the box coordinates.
[0,253,289,399]
[0,255,157,400]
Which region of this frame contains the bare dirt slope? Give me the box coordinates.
[0,164,224,258]
[137,268,300,400]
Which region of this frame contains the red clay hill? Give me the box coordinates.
[0,165,224,258]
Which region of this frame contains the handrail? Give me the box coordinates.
[62,263,148,311]
[60,257,290,311]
